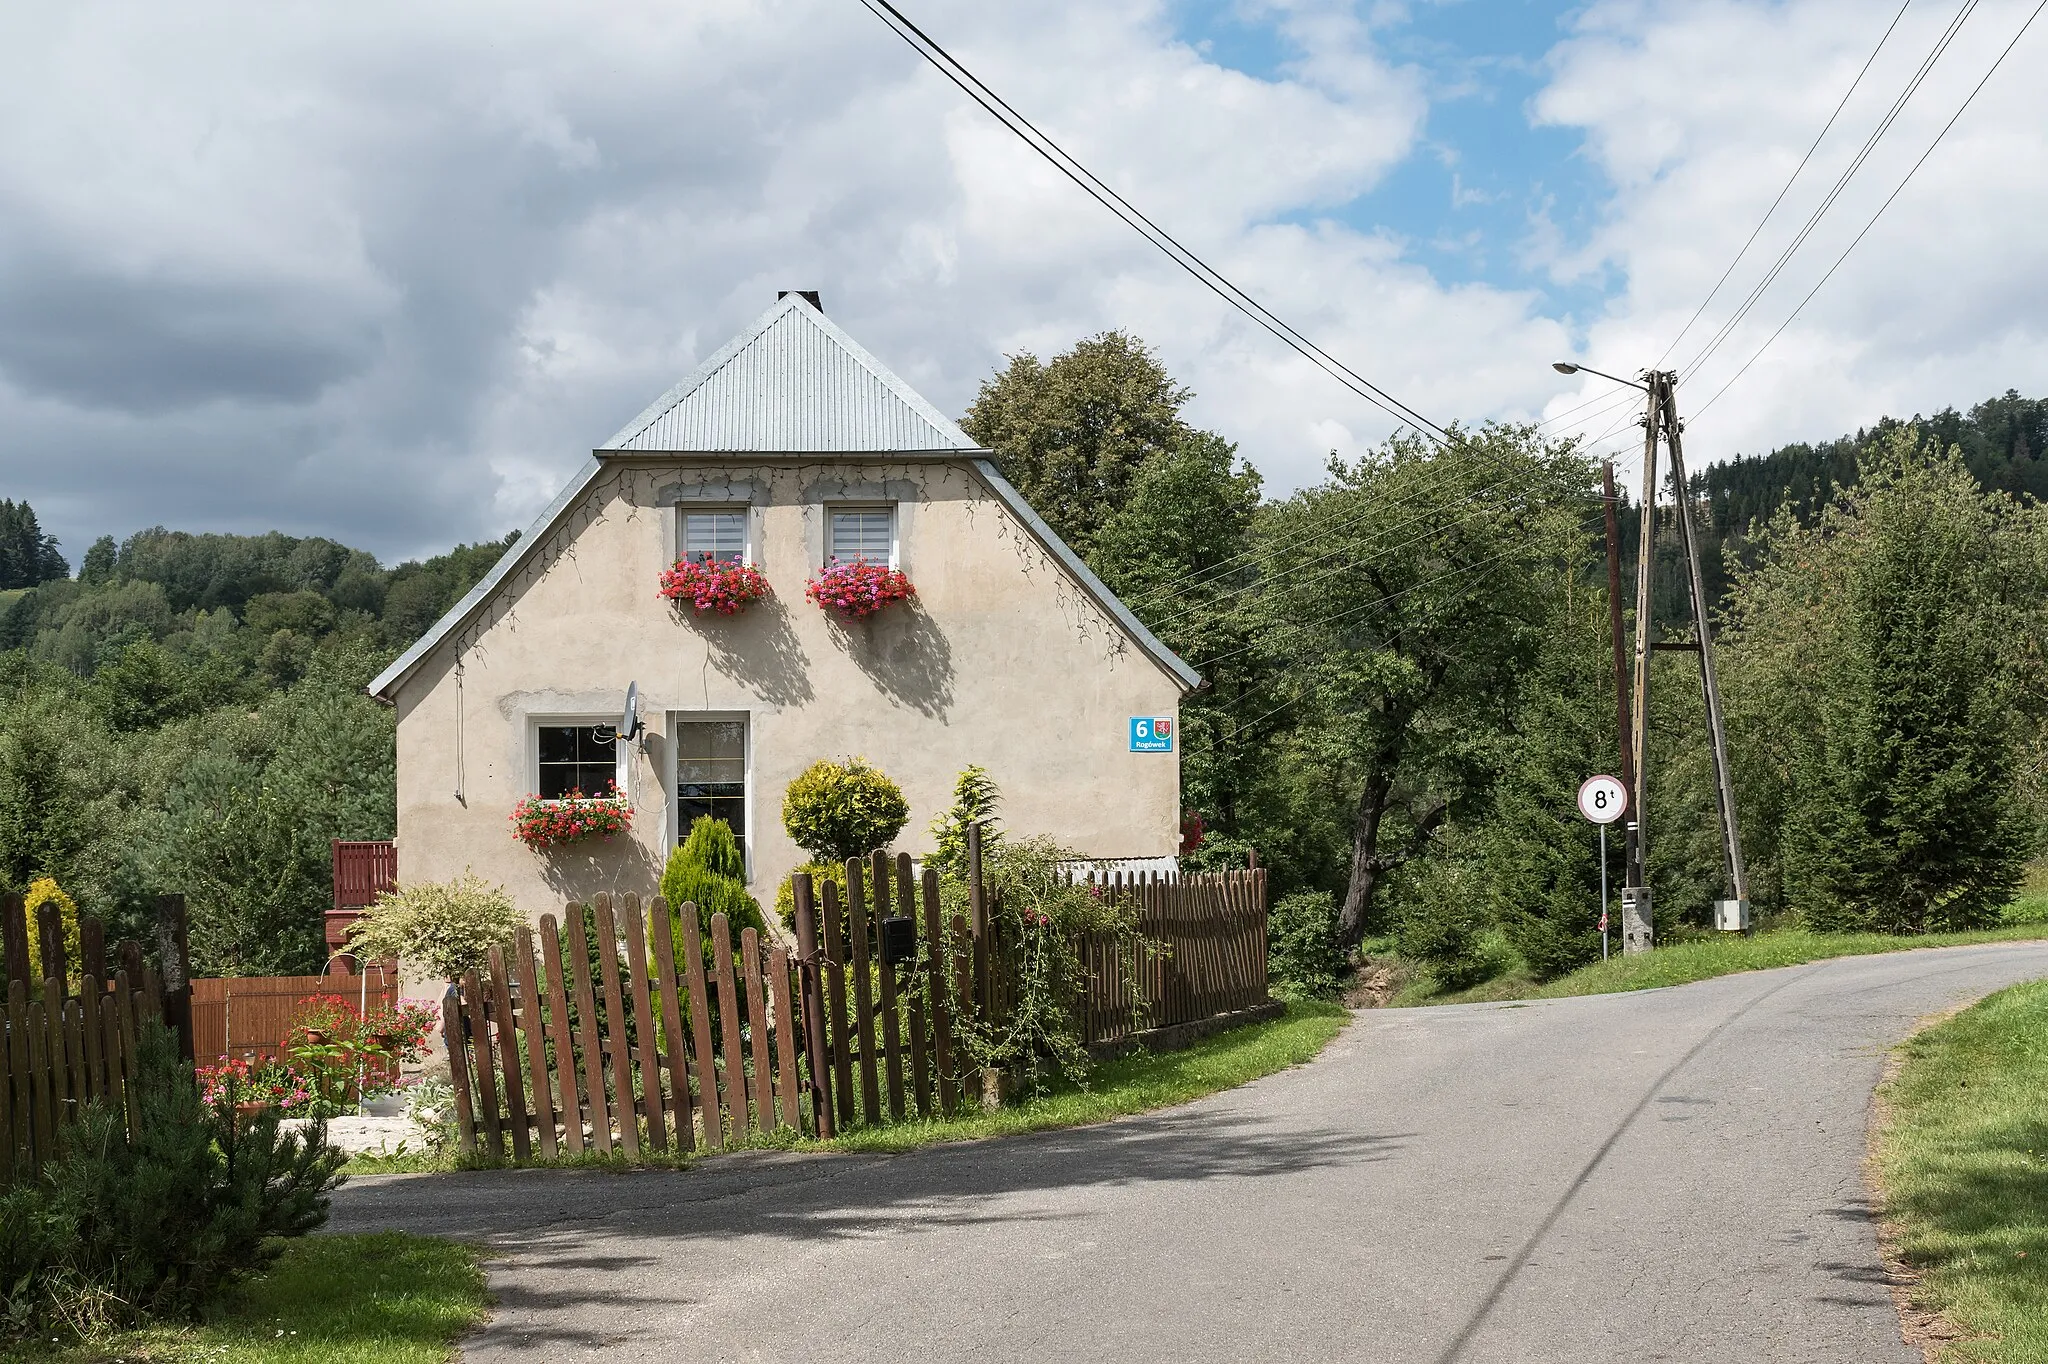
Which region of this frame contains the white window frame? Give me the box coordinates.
[668,711,752,882]
[675,503,754,567]
[528,715,630,803]
[826,502,897,569]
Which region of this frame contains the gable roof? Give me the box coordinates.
[601,293,979,453]
[368,296,1201,700]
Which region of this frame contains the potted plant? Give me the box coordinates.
[805,558,914,621]
[659,555,771,615]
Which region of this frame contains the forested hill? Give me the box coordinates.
[1698,388,2047,531]
[0,521,517,975]
[0,525,517,688]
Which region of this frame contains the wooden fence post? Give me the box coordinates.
[36,902,67,985]
[1,893,28,991]
[791,872,835,1138]
[154,894,194,1060]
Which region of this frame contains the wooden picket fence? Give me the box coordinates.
[2,896,180,1186]
[1077,868,1270,1047]
[444,845,1272,1160]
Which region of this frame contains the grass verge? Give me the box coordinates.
[22,1232,488,1364]
[1873,980,2048,1363]
[350,998,1348,1174]
[1393,924,2048,1008]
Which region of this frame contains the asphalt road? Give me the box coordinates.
[329,940,2048,1362]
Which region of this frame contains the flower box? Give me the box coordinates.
[805,559,915,621]
[510,787,634,850]
[658,557,771,615]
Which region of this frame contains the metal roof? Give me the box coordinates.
[601,293,978,453]
[368,296,1201,700]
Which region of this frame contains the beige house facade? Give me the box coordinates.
[370,293,1199,922]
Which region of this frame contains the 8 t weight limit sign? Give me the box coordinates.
[1577,774,1627,825]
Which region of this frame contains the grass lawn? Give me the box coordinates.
[351,997,1348,1174]
[1874,980,2048,1363]
[21,1233,488,1364]
[1392,923,2048,1008]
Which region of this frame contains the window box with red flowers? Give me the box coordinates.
[805,558,915,621]
[658,557,771,616]
[510,786,634,850]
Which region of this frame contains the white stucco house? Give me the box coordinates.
[368,291,1199,917]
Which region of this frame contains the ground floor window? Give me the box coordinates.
[536,723,623,800]
[676,717,747,866]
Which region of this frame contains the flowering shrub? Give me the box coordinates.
[346,872,520,981]
[658,557,771,615]
[510,786,633,850]
[197,1056,314,1115]
[805,558,914,620]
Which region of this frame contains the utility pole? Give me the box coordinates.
[1655,374,1751,922]
[1558,361,1750,949]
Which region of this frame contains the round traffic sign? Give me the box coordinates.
[1577,774,1628,824]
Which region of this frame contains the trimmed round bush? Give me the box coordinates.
[781,757,909,865]
[771,859,850,930]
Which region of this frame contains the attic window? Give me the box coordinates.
[828,506,895,566]
[681,510,748,565]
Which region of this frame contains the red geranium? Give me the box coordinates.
[658,556,771,615]
[510,785,634,850]
[805,558,914,620]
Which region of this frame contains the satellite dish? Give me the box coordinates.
[595,682,643,745]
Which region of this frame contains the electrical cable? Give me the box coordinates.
[1679,0,1983,382]
[1655,0,1915,368]
[1692,0,2048,420]
[854,0,1452,443]
[1191,511,1606,672]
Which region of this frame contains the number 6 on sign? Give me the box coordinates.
[1577,774,1628,824]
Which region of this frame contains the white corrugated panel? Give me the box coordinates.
[610,303,971,453]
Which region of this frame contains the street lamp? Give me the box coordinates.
[1552,360,1647,391]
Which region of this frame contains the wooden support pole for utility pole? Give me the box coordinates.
[1603,460,1635,793]
[1660,383,1750,912]
[1624,380,1659,953]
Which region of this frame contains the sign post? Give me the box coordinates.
[1577,775,1628,962]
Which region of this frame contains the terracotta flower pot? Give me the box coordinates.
[368,1031,398,1052]
[303,1028,330,1046]
[235,1100,269,1121]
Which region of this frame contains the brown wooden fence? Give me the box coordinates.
[191,972,399,1071]
[2,896,175,1185]
[443,845,1270,1160]
[1078,869,1270,1047]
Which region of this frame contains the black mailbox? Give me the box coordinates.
[879,915,917,967]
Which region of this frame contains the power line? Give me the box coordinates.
[1655,0,1915,369]
[855,0,1452,443]
[1678,0,1983,382]
[1191,512,1606,672]
[1693,0,2048,420]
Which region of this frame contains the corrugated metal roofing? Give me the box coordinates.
[367,295,1202,700]
[602,293,977,453]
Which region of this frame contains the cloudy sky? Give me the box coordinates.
[3,0,2043,565]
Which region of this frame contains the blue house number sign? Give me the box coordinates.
[1129,717,1174,753]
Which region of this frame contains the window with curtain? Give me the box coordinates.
[828,506,894,565]
[681,509,748,564]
